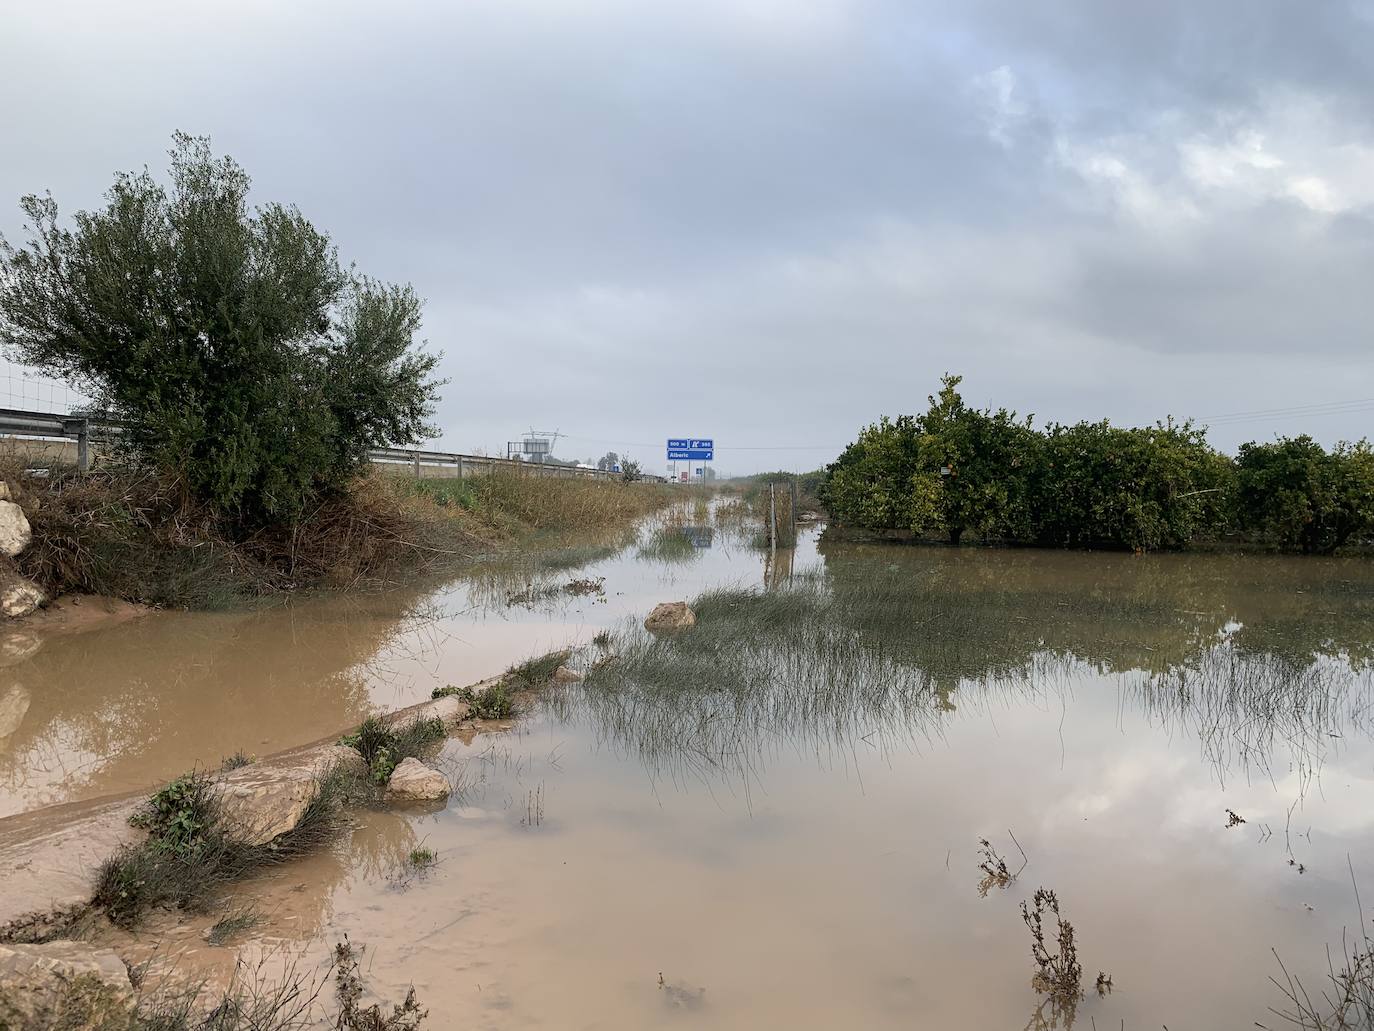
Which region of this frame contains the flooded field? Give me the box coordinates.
[5,501,1374,1027]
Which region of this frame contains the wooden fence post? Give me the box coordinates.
[769,482,778,559]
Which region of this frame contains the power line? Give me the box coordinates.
[1193,397,1374,424]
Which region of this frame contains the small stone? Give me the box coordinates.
[644,601,696,633]
[553,664,582,683]
[0,501,30,558]
[385,757,450,803]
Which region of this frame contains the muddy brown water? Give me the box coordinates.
[5,505,1374,1028]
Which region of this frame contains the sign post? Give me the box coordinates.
[667,438,713,482]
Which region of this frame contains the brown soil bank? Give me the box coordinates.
[6,464,676,610]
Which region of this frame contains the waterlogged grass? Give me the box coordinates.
[572,561,1374,788]
[636,526,699,563]
[206,905,261,946]
[506,648,571,689]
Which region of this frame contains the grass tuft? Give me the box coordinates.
[432,681,516,720]
[505,648,571,690]
[340,716,446,785]
[205,906,261,946]
[221,751,255,772]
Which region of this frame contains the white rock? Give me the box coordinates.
[385,756,450,803]
[1,579,45,619]
[553,664,582,683]
[644,601,696,633]
[0,501,30,558]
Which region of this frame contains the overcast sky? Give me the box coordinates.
[4,1,1373,474]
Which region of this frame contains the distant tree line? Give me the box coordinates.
[821,375,1374,554]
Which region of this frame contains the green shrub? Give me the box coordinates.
[1236,436,1374,553]
[1030,419,1230,551]
[0,133,440,525]
[820,374,1373,554]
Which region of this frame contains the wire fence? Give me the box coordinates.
[0,367,87,415]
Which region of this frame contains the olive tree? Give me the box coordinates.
[0,134,441,525]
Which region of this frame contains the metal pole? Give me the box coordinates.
[412,451,420,478]
[77,419,90,473]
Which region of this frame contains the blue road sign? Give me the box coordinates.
[667,437,713,461]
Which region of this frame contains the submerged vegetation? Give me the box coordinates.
[823,374,1374,553]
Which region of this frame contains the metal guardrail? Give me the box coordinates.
[0,407,664,482]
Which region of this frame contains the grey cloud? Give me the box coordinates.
[3,1,1374,474]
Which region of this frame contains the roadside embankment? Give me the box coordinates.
[2,462,679,611]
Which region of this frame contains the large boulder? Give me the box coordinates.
[0,940,134,1030]
[385,757,450,803]
[212,744,364,846]
[0,501,31,558]
[644,601,696,633]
